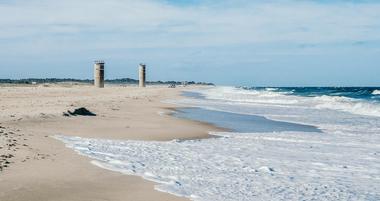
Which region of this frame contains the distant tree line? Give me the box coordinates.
[0,78,91,84]
[0,78,214,86]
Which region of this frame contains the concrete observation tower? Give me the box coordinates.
[94,60,105,88]
[139,63,146,87]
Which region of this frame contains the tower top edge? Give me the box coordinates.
[94,60,105,64]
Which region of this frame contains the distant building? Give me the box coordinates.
[94,61,105,88]
[139,64,146,87]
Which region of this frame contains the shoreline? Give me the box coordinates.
[165,106,231,138]
[51,86,380,200]
[0,84,222,201]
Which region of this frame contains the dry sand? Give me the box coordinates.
[0,84,220,201]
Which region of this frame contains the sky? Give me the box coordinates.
[0,0,380,86]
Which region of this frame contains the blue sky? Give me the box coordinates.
[1,0,380,86]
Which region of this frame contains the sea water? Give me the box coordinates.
[55,86,380,201]
[173,107,321,133]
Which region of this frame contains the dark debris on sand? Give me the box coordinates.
[0,124,52,172]
[63,107,96,117]
[0,125,17,171]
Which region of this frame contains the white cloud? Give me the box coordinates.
[0,0,379,51]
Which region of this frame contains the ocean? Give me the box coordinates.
[55,86,380,201]
[247,87,380,102]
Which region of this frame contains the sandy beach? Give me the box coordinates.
[0,84,220,201]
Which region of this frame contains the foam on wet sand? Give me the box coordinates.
[54,130,380,201]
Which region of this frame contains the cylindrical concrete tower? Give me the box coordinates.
[139,63,146,88]
[94,60,105,88]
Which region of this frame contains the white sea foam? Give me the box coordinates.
[55,131,380,201]
[372,90,380,95]
[193,86,380,117]
[198,87,299,105]
[265,87,278,91]
[173,87,380,136]
[313,95,380,117]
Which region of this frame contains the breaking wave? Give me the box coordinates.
[372,90,380,95]
[197,87,380,117]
